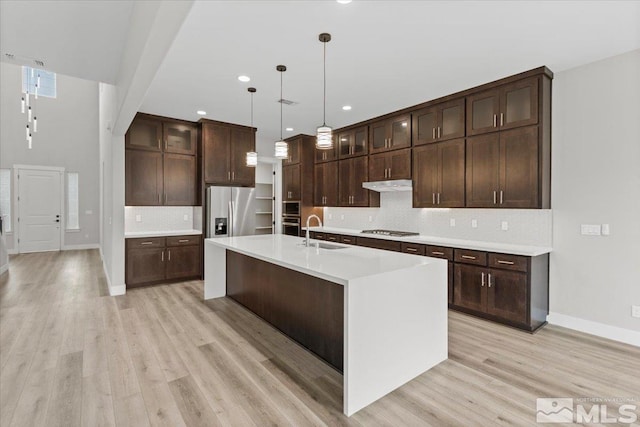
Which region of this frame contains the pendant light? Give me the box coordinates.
[245,87,258,167]
[316,33,333,150]
[21,66,41,149]
[274,65,288,159]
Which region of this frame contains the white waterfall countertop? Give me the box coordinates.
[303,226,552,256]
[205,234,441,285]
[125,229,202,238]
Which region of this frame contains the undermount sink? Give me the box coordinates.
[298,242,348,250]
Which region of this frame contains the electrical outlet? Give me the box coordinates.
[449,219,456,227]
[581,224,601,236]
[471,219,477,228]
[183,214,189,221]
[368,216,373,222]
[135,214,142,222]
[340,215,344,220]
[601,223,610,236]
[328,214,332,220]
[501,221,509,231]
[632,305,640,318]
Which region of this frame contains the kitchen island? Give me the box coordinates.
[204,234,447,416]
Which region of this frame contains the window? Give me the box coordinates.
[67,172,79,230]
[22,66,56,98]
[0,169,11,233]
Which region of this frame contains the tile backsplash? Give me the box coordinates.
[323,192,552,247]
[124,206,202,233]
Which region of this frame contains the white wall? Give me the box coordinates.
[0,62,100,251]
[549,49,640,338]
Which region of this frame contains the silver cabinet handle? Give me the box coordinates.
[431,251,445,256]
[497,260,515,265]
[406,247,418,252]
[481,272,485,286]
[488,273,492,288]
[232,171,235,180]
[461,255,477,260]
[389,137,392,146]
[168,249,171,261]
[388,168,391,178]
[432,193,436,204]
[141,241,154,245]
[437,193,440,204]
[164,193,167,204]
[500,113,504,126]
[228,171,231,180]
[493,190,497,204]
[158,193,160,204]
[178,239,189,243]
[493,114,497,127]
[432,128,436,139]
[500,190,504,204]
[438,127,441,138]
[161,250,164,262]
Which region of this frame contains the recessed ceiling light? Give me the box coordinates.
[337,0,352,4]
[196,110,207,115]
[285,127,294,132]
[342,105,352,111]
[238,75,250,82]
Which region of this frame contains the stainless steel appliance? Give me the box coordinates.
[282,201,301,236]
[361,229,419,237]
[206,186,257,238]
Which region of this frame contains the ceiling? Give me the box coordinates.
[1,1,638,156]
[0,0,134,84]
[140,1,639,155]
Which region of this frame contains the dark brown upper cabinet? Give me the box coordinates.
[202,122,255,187]
[164,154,196,205]
[163,121,197,155]
[413,139,465,208]
[412,98,465,145]
[315,135,339,163]
[338,156,378,207]
[466,126,539,208]
[369,114,411,154]
[283,164,301,201]
[125,150,163,206]
[338,126,368,159]
[125,115,163,151]
[467,77,539,136]
[283,137,301,165]
[368,148,411,182]
[314,161,338,207]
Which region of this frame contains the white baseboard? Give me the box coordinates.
[62,243,100,251]
[7,248,18,255]
[548,312,640,347]
[0,264,7,275]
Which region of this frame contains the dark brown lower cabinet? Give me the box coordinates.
[126,235,202,288]
[226,251,344,372]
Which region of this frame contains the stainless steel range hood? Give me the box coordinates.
[362,179,413,192]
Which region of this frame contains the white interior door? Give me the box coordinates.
[18,168,63,253]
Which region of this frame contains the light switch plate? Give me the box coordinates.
[340,215,344,220]
[183,214,189,221]
[471,219,478,228]
[135,215,142,222]
[450,219,456,227]
[601,224,610,235]
[581,224,601,236]
[632,305,640,318]
[501,221,509,231]
[368,216,373,222]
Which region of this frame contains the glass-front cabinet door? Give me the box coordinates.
[353,126,368,156]
[412,107,438,146]
[467,90,500,136]
[389,115,411,149]
[369,120,388,153]
[164,121,197,155]
[500,78,539,130]
[126,115,163,151]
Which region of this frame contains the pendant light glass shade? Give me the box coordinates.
[316,33,334,150]
[245,87,258,167]
[274,140,288,159]
[274,65,288,159]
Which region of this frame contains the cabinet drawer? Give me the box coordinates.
[401,242,426,256]
[166,235,201,246]
[488,253,529,272]
[454,249,487,266]
[311,232,326,240]
[126,237,165,249]
[357,237,402,252]
[325,233,340,243]
[339,235,357,245]
[426,245,454,260]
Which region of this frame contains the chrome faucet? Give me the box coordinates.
[305,214,322,247]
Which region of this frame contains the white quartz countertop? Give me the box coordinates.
[303,226,552,256]
[205,234,444,285]
[125,229,202,238]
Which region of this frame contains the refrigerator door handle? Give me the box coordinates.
[228,201,233,237]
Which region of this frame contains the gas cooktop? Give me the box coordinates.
[361,229,420,237]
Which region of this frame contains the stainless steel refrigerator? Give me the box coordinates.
[206,186,256,238]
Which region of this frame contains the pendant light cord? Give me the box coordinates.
[323,41,327,126]
[280,70,283,141]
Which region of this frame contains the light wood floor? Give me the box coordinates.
[1,250,638,426]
